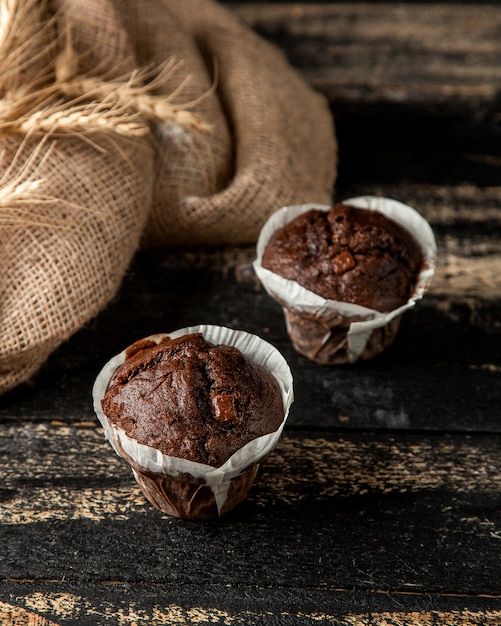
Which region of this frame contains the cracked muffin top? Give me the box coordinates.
[262,203,423,312]
[101,333,284,467]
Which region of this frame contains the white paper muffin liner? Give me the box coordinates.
[253,196,437,363]
[92,324,294,517]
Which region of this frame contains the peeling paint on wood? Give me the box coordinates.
[1,486,147,524]
[4,594,501,626]
[0,602,60,625]
[1,425,499,524]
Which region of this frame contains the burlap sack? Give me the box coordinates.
[123,0,337,246]
[0,0,336,394]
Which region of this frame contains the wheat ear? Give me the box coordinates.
[0,95,150,138]
[0,0,215,140]
[57,58,216,132]
[0,137,104,228]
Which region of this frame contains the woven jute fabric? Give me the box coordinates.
[0,0,336,394]
[125,0,337,246]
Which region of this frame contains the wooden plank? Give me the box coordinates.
[221,3,501,188]
[2,281,500,433]
[227,2,501,109]
[1,423,500,595]
[1,583,501,626]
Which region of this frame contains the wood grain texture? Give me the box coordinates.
[2,424,500,522]
[229,2,501,108]
[1,424,500,595]
[223,3,501,190]
[1,584,501,626]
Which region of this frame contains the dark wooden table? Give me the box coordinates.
[1,2,500,624]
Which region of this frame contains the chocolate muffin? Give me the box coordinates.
[262,203,424,312]
[101,332,284,467]
[254,197,437,364]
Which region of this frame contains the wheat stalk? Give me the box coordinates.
[56,57,216,131]
[0,0,56,95]
[0,0,216,138]
[0,23,214,138]
[0,0,17,50]
[0,137,104,228]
